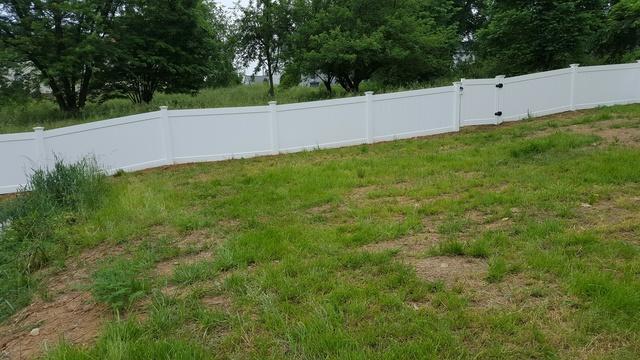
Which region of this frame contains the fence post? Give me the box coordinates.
[452,82,462,132]
[33,127,46,169]
[159,106,174,165]
[636,60,640,102]
[365,91,374,144]
[269,101,279,154]
[569,64,580,111]
[494,75,505,125]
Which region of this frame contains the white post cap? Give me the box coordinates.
[159,106,168,111]
[268,101,277,106]
[33,127,45,132]
[364,91,374,96]
[570,64,580,68]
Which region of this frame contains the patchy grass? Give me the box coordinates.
[1,104,640,359]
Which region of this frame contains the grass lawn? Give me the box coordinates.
[1,104,640,359]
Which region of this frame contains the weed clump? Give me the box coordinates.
[0,156,108,321]
[90,258,151,312]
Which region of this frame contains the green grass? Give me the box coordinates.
[2,104,640,359]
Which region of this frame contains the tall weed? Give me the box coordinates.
[0,156,108,321]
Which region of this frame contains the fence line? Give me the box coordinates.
[1,61,640,194]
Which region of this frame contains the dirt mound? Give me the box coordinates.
[0,291,108,360]
[0,228,222,360]
[0,243,124,360]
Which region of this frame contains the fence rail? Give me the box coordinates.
[2,61,640,194]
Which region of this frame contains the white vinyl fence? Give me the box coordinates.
[1,62,640,194]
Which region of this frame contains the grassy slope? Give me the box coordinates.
[3,105,640,359]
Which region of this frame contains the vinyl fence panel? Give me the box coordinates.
[1,62,639,194]
[0,132,38,194]
[43,112,166,173]
[501,68,573,121]
[169,107,273,163]
[277,98,367,152]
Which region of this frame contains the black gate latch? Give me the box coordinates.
[495,111,503,116]
[495,83,504,88]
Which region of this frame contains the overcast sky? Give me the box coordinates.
[216,0,258,75]
[218,0,247,11]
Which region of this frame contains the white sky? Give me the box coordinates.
[217,0,248,11]
[216,0,259,75]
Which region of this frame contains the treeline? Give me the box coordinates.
[1,0,638,112]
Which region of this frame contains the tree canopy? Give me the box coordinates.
[0,0,120,112]
[475,0,607,75]
[288,0,458,93]
[1,0,639,109]
[94,0,226,104]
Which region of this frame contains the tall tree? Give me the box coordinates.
[94,0,224,104]
[453,0,486,42]
[475,0,607,75]
[235,0,292,97]
[0,0,120,112]
[599,0,640,62]
[0,47,40,104]
[289,0,458,93]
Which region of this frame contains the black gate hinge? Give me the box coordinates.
[495,83,504,88]
[495,111,503,116]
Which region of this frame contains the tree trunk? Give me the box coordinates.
[49,77,81,113]
[267,69,275,98]
[321,75,333,95]
[78,66,93,109]
[337,76,359,94]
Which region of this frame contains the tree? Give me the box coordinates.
[289,0,458,93]
[599,0,640,62]
[475,0,607,75]
[94,0,224,104]
[235,0,293,97]
[0,0,120,112]
[0,47,40,104]
[453,0,486,43]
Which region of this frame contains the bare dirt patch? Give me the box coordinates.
[174,229,219,250]
[411,256,553,309]
[0,242,127,360]
[0,292,108,360]
[412,256,487,286]
[360,233,439,257]
[0,228,220,359]
[155,251,213,277]
[530,118,640,147]
[569,122,640,147]
[577,194,640,242]
[201,295,231,308]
